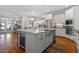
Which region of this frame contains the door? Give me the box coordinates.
[0,18,13,32]
[0,21,6,32]
[6,20,12,32]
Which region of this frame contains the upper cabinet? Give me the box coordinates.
[65,7,74,20]
[54,13,65,24]
[74,6,79,30]
[65,6,79,30]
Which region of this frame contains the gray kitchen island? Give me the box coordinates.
[18,28,55,53]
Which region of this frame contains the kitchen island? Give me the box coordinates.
[18,28,55,53]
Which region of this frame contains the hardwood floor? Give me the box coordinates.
[55,36,77,53]
[44,36,77,53]
[0,33,77,53]
[0,32,25,53]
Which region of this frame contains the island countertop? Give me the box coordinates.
[18,28,55,34]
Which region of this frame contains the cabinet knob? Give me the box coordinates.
[40,38,44,40]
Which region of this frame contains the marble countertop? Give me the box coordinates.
[18,28,55,34]
[44,28,55,30]
[18,29,46,34]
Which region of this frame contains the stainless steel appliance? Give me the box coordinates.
[65,26,74,36]
[66,20,73,25]
[65,20,74,36]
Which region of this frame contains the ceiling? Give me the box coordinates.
[0,5,65,17]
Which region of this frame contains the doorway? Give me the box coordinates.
[0,18,13,32]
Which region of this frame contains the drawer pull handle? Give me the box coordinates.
[40,38,44,40]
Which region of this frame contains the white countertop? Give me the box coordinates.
[44,28,55,30]
[18,28,55,34]
[18,29,45,34]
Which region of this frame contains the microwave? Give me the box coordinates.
[66,20,73,25]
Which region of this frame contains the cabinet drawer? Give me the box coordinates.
[38,33,45,38]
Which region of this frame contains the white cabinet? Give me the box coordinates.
[54,14,65,24]
[65,6,79,52]
[74,6,79,30]
[74,36,79,52]
[26,33,36,53]
[25,31,54,53]
[36,33,46,52]
[45,31,53,47]
[56,29,65,36]
[65,6,79,30]
[65,7,74,20]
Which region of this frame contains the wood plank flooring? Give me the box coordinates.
[44,36,77,53]
[0,32,25,53]
[55,36,77,53]
[0,33,77,53]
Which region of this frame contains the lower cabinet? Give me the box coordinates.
[36,33,46,52]
[74,36,79,52]
[45,31,53,48]
[26,31,54,53]
[56,29,65,36]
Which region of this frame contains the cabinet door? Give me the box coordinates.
[54,14,65,24]
[56,29,65,36]
[26,33,36,53]
[73,36,79,52]
[74,6,79,29]
[50,31,53,43]
[45,31,53,48]
[65,7,73,20]
[36,33,46,52]
[46,36,50,48]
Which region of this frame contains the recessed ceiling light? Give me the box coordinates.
[32,11,35,14]
[12,9,16,12]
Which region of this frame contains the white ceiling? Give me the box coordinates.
[0,5,65,17]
